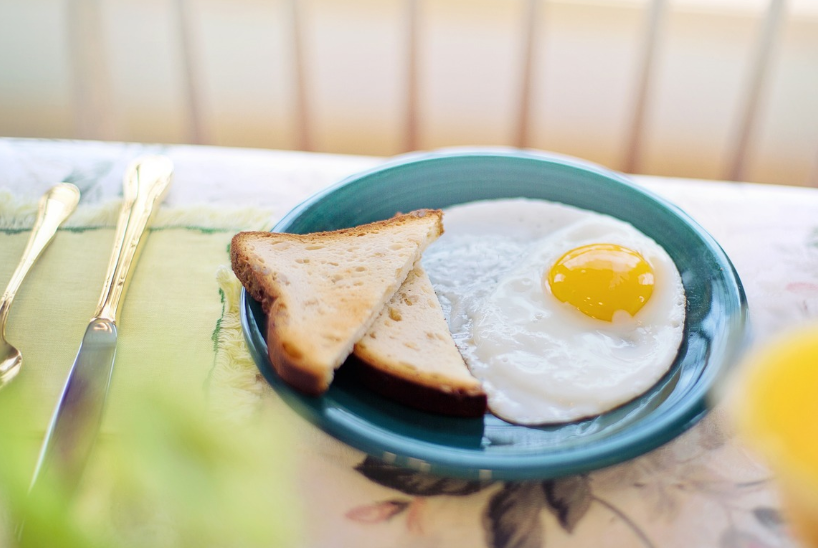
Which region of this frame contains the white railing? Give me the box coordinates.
[4,0,817,186]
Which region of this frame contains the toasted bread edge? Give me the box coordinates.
[346,354,488,417]
[230,209,445,397]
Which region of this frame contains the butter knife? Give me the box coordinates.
[28,156,173,497]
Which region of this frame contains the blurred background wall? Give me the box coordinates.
[0,0,816,186]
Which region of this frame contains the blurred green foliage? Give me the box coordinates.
[0,385,300,547]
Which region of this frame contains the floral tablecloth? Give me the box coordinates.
[2,138,817,548]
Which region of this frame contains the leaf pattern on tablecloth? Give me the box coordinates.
[355,456,492,497]
[349,425,792,548]
[752,507,785,533]
[345,499,410,523]
[542,476,592,533]
[351,457,638,548]
[406,497,427,535]
[483,483,544,548]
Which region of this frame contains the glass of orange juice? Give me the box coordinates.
[729,323,818,546]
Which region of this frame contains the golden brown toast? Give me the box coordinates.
[231,209,444,395]
[352,264,487,417]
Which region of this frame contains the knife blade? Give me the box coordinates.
[28,156,173,499]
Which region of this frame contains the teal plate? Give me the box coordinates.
[240,149,749,480]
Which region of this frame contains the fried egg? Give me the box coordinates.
[422,199,686,425]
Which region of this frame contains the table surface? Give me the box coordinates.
[2,137,816,548]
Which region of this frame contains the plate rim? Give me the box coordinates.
[240,147,750,480]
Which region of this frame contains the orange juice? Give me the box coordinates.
[730,323,818,546]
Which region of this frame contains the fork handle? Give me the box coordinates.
[0,183,80,330]
[93,156,173,324]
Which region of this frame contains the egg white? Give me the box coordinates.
[422,198,686,425]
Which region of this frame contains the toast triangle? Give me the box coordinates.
[231,209,443,395]
[352,264,487,417]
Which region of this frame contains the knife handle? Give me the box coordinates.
[93,156,173,323]
[0,183,80,329]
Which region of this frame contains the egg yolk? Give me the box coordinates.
[547,243,655,321]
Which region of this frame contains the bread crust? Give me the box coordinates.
[232,241,330,394]
[347,355,488,417]
[231,209,444,396]
[267,313,331,395]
